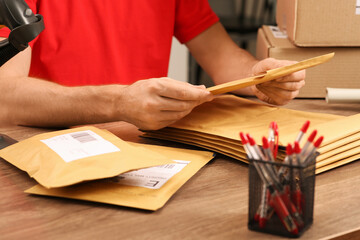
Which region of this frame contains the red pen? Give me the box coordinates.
[247,134,266,160]
[249,152,298,233]
[274,143,304,227]
[268,185,299,235]
[295,120,310,144]
[245,133,287,228]
[300,129,317,162]
[294,141,302,166]
[242,133,272,182]
[262,136,276,163]
[259,136,304,229]
[268,122,279,159]
[257,137,287,188]
[259,183,269,228]
[303,136,324,165]
[269,141,303,227]
[293,141,304,215]
[239,132,253,159]
[247,134,280,187]
[243,132,300,234]
[240,132,265,223]
[279,189,304,228]
[278,144,293,179]
[262,136,277,174]
[254,163,298,234]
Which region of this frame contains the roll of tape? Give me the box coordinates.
[326,88,360,104]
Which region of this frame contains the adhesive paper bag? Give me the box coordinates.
[144,95,342,146]
[143,95,360,173]
[207,53,334,95]
[145,131,247,160]
[0,126,173,188]
[25,143,214,211]
[319,132,360,154]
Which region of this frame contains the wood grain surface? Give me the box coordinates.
[0,98,359,240]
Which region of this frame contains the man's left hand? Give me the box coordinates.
[251,58,306,105]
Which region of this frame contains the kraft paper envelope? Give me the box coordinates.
[317,154,360,174]
[318,132,360,154]
[147,127,285,159]
[317,139,360,162]
[149,128,246,153]
[142,132,244,160]
[145,131,247,160]
[145,131,359,173]
[317,146,360,168]
[208,52,334,95]
[151,95,342,146]
[281,113,360,147]
[25,143,214,211]
[144,95,360,173]
[145,131,286,162]
[150,127,245,147]
[0,126,174,188]
[148,127,359,171]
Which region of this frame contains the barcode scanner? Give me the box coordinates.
[0,0,44,149]
[0,0,44,66]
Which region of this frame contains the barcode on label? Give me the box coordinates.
[156,164,176,169]
[269,26,287,39]
[70,132,97,143]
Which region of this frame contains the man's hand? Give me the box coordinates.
[250,58,306,105]
[117,77,213,130]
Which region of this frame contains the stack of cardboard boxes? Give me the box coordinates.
[256,0,360,98]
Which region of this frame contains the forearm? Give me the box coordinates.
[210,47,258,96]
[186,22,259,95]
[0,76,214,130]
[0,76,124,127]
[206,46,258,85]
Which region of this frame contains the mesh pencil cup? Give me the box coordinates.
[247,153,317,238]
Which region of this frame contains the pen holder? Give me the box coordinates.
[247,154,317,238]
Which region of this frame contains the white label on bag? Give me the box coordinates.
[269,26,288,39]
[356,0,360,15]
[41,130,120,162]
[108,160,190,189]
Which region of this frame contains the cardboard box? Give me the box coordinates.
[256,25,360,98]
[276,0,360,46]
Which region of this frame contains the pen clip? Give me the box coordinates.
[268,122,279,159]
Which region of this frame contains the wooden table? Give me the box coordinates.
[0,99,359,240]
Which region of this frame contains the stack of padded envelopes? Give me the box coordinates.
[143,95,360,174]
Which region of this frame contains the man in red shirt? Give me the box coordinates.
[0,0,304,130]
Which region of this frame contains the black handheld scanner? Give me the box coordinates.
[0,0,44,66]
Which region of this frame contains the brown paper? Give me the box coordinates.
[144,95,360,173]
[145,131,247,160]
[25,143,214,211]
[317,139,360,162]
[0,126,174,188]
[283,113,360,147]
[207,52,334,95]
[162,95,342,145]
[319,132,360,154]
[316,145,360,168]
[316,153,360,174]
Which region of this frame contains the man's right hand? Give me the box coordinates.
[0,44,213,129]
[116,77,213,130]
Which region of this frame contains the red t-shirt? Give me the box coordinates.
[0,0,218,86]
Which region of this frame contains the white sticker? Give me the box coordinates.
[356,0,360,15]
[41,130,120,162]
[269,26,288,39]
[108,160,190,189]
